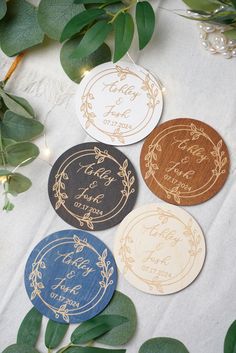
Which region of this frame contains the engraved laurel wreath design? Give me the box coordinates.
[29,235,114,323]
[119,208,202,293]
[80,65,159,144]
[52,147,135,230]
[144,123,228,204]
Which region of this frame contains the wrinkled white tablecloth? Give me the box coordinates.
[1,1,236,352]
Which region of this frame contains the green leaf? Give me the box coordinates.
[71,20,112,60]
[0,169,11,177]
[208,11,236,25]
[0,0,7,20]
[103,2,126,14]
[7,94,35,118]
[0,138,16,165]
[136,1,155,50]
[3,199,14,211]
[61,36,111,83]
[8,173,32,195]
[182,0,221,11]
[58,347,126,353]
[17,307,42,346]
[224,28,236,38]
[71,315,128,344]
[0,88,35,119]
[2,344,40,353]
[224,320,236,353]
[232,0,236,9]
[5,142,39,166]
[1,111,44,142]
[113,12,134,62]
[60,9,106,42]
[2,138,16,147]
[97,291,137,346]
[139,338,190,353]
[0,0,44,57]
[38,0,84,41]
[45,320,69,349]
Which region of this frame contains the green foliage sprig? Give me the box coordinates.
[0,0,156,84]
[183,0,236,39]
[3,289,236,353]
[0,55,44,211]
[3,291,137,353]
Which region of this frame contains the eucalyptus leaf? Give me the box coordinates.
[2,111,44,142]
[58,347,126,353]
[224,320,236,353]
[225,28,236,38]
[0,137,15,165]
[17,307,42,346]
[2,138,15,147]
[97,291,137,346]
[45,320,69,349]
[71,315,128,344]
[3,199,14,211]
[113,12,134,62]
[60,36,111,83]
[5,142,39,166]
[38,0,84,41]
[182,0,221,11]
[7,94,35,118]
[139,338,190,353]
[71,20,112,60]
[60,9,106,42]
[136,1,155,50]
[0,88,35,119]
[8,173,32,195]
[0,0,7,20]
[2,344,40,353]
[0,169,11,177]
[0,0,44,57]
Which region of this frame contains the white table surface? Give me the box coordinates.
[1,1,236,352]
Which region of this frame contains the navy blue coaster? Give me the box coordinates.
[48,142,138,231]
[24,229,117,323]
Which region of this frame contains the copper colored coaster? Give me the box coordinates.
[140,118,230,206]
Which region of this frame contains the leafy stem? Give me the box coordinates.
[0,128,6,167]
[108,0,137,23]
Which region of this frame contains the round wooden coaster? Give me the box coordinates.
[75,61,163,146]
[48,142,138,231]
[25,229,117,323]
[140,118,230,205]
[114,204,206,295]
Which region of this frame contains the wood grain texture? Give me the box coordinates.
[140,118,230,205]
[24,229,117,323]
[48,142,138,231]
[75,61,163,146]
[114,204,206,295]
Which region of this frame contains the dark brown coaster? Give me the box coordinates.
[140,118,230,205]
[48,143,138,230]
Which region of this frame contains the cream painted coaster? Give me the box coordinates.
[114,204,206,295]
[75,61,163,145]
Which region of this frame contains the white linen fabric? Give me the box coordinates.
[0,1,236,352]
